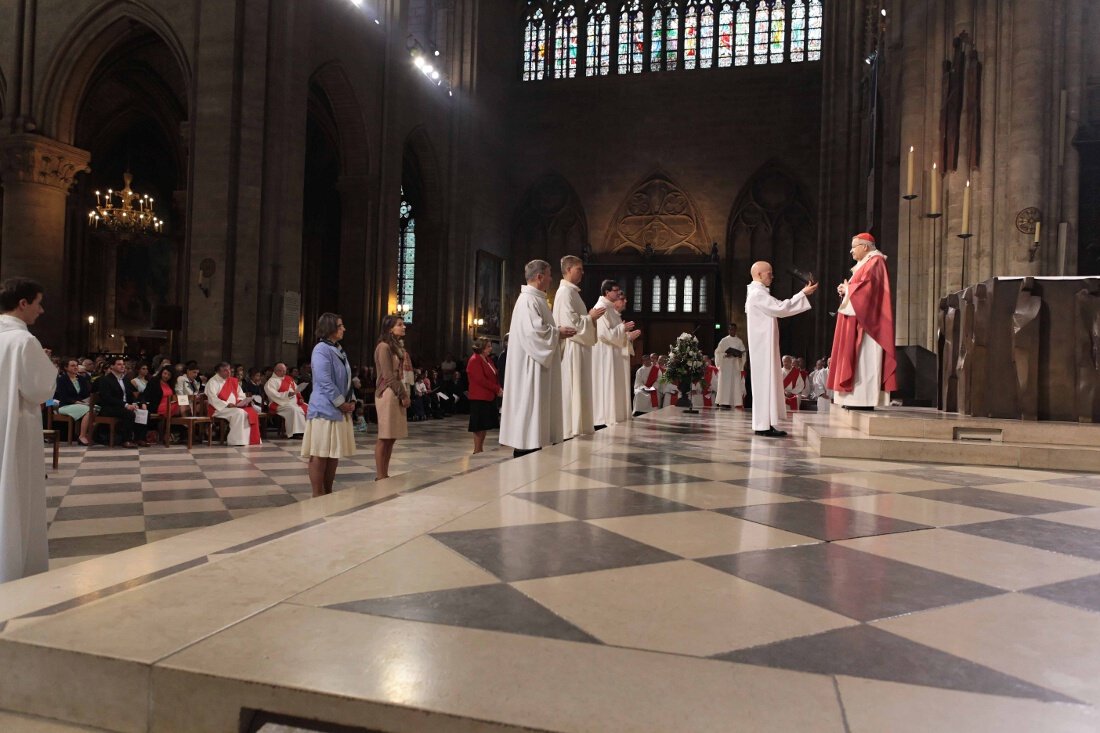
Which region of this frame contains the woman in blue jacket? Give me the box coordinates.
[302,312,357,497]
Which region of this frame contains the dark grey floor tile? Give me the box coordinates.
[732,476,881,501]
[431,521,679,582]
[221,494,298,510]
[714,625,1077,703]
[327,583,599,643]
[1025,574,1100,614]
[892,468,1015,486]
[66,483,143,495]
[718,501,930,541]
[742,460,841,477]
[53,503,144,521]
[699,543,1002,621]
[564,466,709,486]
[142,488,219,501]
[906,487,1087,516]
[46,495,63,508]
[209,477,280,488]
[48,532,147,558]
[74,467,147,477]
[952,518,1100,561]
[137,460,201,469]
[1044,476,1100,491]
[144,510,233,531]
[81,455,139,464]
[516,487,697,520]
[141,473,207,483]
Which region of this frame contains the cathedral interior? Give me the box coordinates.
[2,1,1100,732]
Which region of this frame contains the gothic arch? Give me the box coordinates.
[603,171,710,255]
[309,62,370,177]
[37,1,191,144]
[400,127,445,357]
[511,172,588,265]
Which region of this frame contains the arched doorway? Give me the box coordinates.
[399,128,443,362]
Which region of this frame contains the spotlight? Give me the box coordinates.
[881,8,887,16]
[431,70,440,80]
[434,50,440,57]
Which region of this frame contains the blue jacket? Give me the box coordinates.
[306,340,354,421]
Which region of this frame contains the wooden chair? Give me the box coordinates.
[361,388,378,424]
[166,394,212,449]
[45,406,77,445]
[87,393,120,448]
[43,429,59,469]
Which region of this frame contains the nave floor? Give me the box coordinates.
[5,406,1100,732]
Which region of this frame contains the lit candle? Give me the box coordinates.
[930,163,939,213]
[961,180,971,234]
[906,146,914,197]
[1034,220,1041,244]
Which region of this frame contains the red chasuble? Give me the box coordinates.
[827,254,897,394]
[644,365,661,408]
[209,376,261,445]
[268,375,308,415]
[783,369,801,411]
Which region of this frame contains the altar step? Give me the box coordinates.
[793,406,1100,471]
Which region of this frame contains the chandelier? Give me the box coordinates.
[87,171,164,235]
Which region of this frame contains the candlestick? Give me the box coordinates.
[961,180,971,235]
[906,146,915,197]
[1034,220,1041,244]
[929,163,939,214]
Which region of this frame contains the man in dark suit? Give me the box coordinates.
[95,357,142,448]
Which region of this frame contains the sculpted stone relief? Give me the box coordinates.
[604,174,708,255]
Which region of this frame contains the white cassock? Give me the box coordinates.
[658,370,680,406]
[620,341,634,420]
[205,375,260,446]
[592,296,630,427]
[633,364,658,414]
[691,380,707,409]
[782,367,806,403]
[0,315,58,583]
[264,376,308,436]
[809,369,827,398]
[714,335,746,407]
[553,280,597,440]
[499,285,563,451]
[745,282,811,432]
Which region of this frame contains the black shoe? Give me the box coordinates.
[753,427,788,438]
[594,424,607,431]
[843,406,876,411]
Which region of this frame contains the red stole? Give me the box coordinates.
[644,365,660,407]
[783,369,800,411]
[268,375,308,415]
[209,376,261,444]
[703,365,719,407]
[828,254,897,394]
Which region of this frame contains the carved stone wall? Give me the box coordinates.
[603,173,708,255]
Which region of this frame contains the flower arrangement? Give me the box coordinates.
[659,332,706,386]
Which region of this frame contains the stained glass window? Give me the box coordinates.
[664,5,679,71]
[770,0,787,63]
[651,6,664,69]
[651,276,662,312]
[633,276,643,311]
[650,2,680,72]
[523,7,547,81]
[586,2,611,76]
[790,0,806,62]
[684,1,700,70]
[683,276,694,312]
[808,0,823,61]
[617,0,644,74]
[735,2,750,65]
[667,276,678,312]
[699,275,708,312]
[397,187,415,323]
[554,4,579,79]
[753,1,769,64]
[717,2,735,68]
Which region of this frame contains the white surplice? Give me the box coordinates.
[553,280,597,440]
[592,296,630,427]
[745,282,811,432]
[0,315,58,583]
[633,365,658,414]
[205,374,258,446]
[264,376,308,436]
[714,335,746,407]
[620,340,634,420]
[499,285,563,451]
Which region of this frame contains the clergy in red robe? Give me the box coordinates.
[781,355,805,411]
[703,359,719,407]
[206,362,261,446]
[828,233,897,409]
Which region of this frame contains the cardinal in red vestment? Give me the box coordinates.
[827,233,897,409]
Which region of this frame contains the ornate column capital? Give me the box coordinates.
[0,133,91,193]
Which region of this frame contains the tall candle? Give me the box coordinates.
[961,180,972,234]
[906,146,915,197]
[1034,220,1041,244]
[930,163,939,213]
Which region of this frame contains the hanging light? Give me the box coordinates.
[88,171,165,236]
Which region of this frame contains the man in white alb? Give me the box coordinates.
[592,280,640,429]
[714,323,746,409]
[499,260,576,457]
[553,255,605,440]
[745,262,818,437]
[206,362,261,446]
[632,353,659,415]
[265,362,308,438]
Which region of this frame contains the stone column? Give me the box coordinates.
[0,133,90,348]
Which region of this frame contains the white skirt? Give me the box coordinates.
[301,415,357,459]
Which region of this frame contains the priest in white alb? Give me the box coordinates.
[615,298,635,419]
[0,278,59,583]
[633,354,659,415]
[553,255,605,440]
[714,323,746,409]
[745,261,818,437]
[499,260,576,457]
[591,280,639,428]
[206,361,262,446]
[265,362,308,437]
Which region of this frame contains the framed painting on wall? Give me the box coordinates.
[474,250,504,340]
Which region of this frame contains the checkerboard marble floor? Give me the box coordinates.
[9,405,1100,731]
[43,418,509,569]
